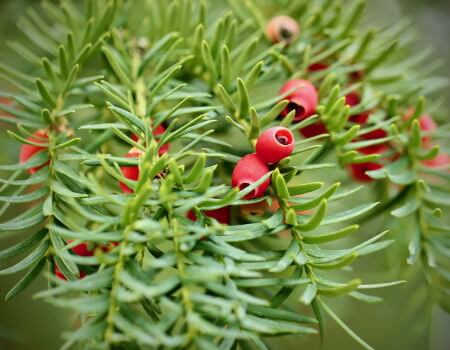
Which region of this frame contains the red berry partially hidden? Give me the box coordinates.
[69,241,95,257]
[422,152,450,169]
[418,114,437,147]
[358,129,388,155]
[403,110,437,147]
[256,127,295,164]
[232,154,270,199]
[280,80,318,122]
[187,207,231,224]
[308,63,329,72]
[345,92,369,124]
[349,161,383,182]
[279,80,324,137]
[298,122,327,138]
[54,264,86,280]
[119,148,142,193]
[131,122,169,155]
[349,70,364,81]
[348,127,388,182]
[19,129,49,174]
[266,16,300,44]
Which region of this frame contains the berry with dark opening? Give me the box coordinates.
[266,16,300,44]
[280,80,318,122]
[279,79,325,137]
[19,129,49,174]
[256,126,295,164]
[231,154,270,199]
[119,147,142,193]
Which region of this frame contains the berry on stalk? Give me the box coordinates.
[231,154,270,199]
[256,126,295,164]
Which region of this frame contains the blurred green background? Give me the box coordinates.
[0,1,449,349]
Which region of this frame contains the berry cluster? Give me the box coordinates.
[231,126,295,199]
[266,16,448,182]
[120,121,169,193]
[14,13,447,286]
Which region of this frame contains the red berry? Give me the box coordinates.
[266,16,300,44]
[418,114,437,146]
[19,129,49,174]
[187,207,231,224]
[131,122,169,155]
[349,70,364,81]
[298,121,327,138]
[349,161,383,182]
[345,92,360,107]
[231,154,271,199]
[345,92,369,124]
[308,63,329,72]
[280,80,318,122]
[404,110,437,147]
[54,264,86,280]
[256,126,295,164]
[358,129,388,155]
[279,80,323,137]
[417,114,437,132]
[422,152,450,169]
[153,124,170,155]
[69,241,95,256]
[54,265,65,280]
[119,148,142,193]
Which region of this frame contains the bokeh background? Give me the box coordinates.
[0,0,449,349]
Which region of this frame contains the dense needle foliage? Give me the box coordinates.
[0,0,448,349]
